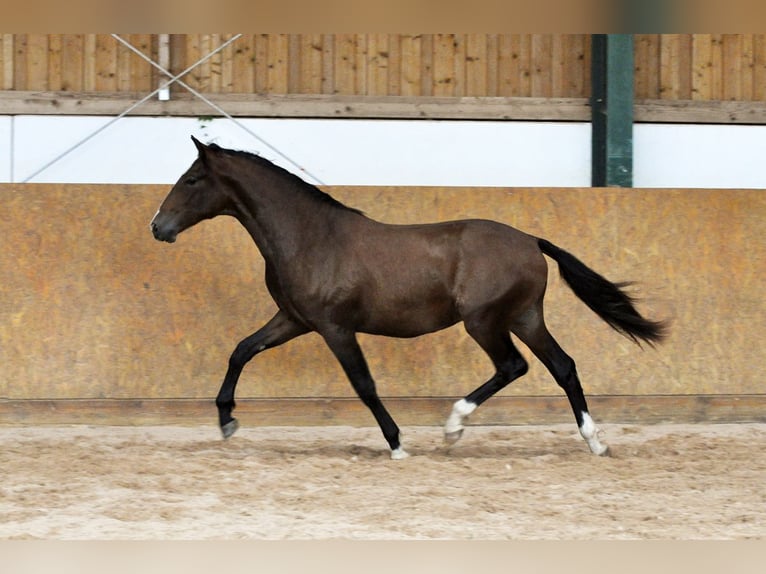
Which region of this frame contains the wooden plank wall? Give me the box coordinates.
[1,185,764,426]
[3,34,766,101]
[634,34,766,100]
[0,34,590,98]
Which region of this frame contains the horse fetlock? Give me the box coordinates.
[579,412,609,456]
[444,399,476,443]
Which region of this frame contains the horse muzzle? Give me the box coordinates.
[150,214,178,243]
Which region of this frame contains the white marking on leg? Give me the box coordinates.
[444,399,477,441]
[390,447,410,460]
[579,411,609,456]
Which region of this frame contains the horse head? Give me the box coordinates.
[150,136,235,243]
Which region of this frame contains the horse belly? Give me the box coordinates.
[358,274,460,338]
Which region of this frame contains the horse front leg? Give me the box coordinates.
[216,311,308,439]
[321,328,408,460]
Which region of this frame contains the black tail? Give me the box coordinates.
[538,238,667,346]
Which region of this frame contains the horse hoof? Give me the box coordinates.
[391,447,410,460]
[221,419,240,439]
[590,443,611,457]
[444,428,464,444]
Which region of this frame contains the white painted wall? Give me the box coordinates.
[634,123,766,189]
[1,114,765,188]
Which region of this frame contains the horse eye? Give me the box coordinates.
[185,176,199,186]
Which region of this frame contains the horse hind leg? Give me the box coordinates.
[445,324,529,444]
[512,306,610,456]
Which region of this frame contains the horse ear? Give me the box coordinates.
[191,135,207,156]
[192,135,216,166]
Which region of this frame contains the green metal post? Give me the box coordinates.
[591,34,634,187]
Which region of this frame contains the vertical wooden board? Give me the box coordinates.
[129,34,153,92]
[501,35,528,96]
[581,35,592,96]
[485,34,499,97]
[46,35,62,91]
[61,34,84,91]
[198,34,214,92]
[399,34,422,96]
[754,35,766,100]
[266,34,288,93]
[230,35,254,93]
[386,34,401,96]
[452,34,466,97]
[634,34,660,99]
[182,34,197,89]
[186,34,205,91]
[95,34,117,92]
[356,34,370,96]
[286,34,301,94]
[692,34,712,100]
[419,34,433,97]
[739,34,754,100]
[13,35,28,91]
[219,33,237,93]
[333,33,357,95]
[168,34,187,96]
[710,34,724,100]
[721,34,743,100]
[253,34,269,94]
[210,34,224,93]
[518,35,533,96]
[82,34,97,92]
[1,35,13,89]
[660,34,682,99]
[531,34,552,96]
[297,34,323,94]
[496,34,514,96]
[320,34,334,94]
[366,34,389,96]
[465,33,487,97]
[561,34,588,98]
[432,33,456,97]
[25,34,48,91]
[116,35,133,91]
[676,34,694,100]
[550,34,565,97]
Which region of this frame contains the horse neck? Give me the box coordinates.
[229,164,356,262]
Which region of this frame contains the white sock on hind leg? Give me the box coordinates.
[579,412,609,456]
[445,398,477,436]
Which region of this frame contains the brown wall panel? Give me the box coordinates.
[0,185,763,405]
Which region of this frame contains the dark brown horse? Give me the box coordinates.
[151,136,666,459]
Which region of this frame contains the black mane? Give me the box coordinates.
[210,144,363,215]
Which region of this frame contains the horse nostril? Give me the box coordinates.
[150,221,165,241]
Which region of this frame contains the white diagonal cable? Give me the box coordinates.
[112,34,326,185]
[21,34,244,183]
